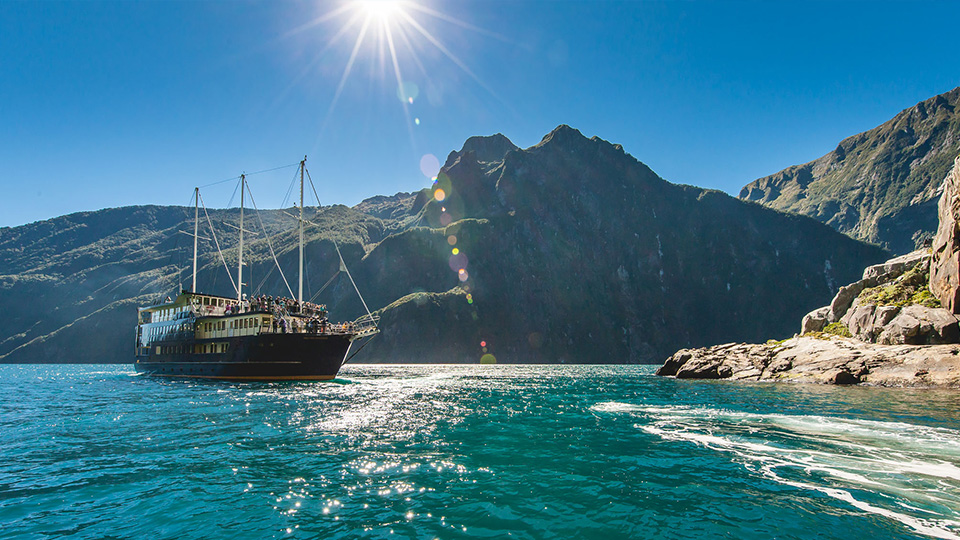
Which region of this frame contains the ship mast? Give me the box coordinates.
[192,187,199,292]
[238,173,245,302]
[299,157,305,312]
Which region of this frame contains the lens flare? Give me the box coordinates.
[458,269,468,282]
[397,80,420,103]
[440,213,452,226]
[420,154,440,178]
[449,252,468,271]
[447,235,457,246]
[434,188,445,201]
[451,248,459,255]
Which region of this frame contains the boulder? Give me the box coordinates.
[875,305,901,327]
[801,306,829,334]
[842,300,877,340]
[930,155,960,312]
[862,249,930,281]
[828,278,876,322]
[877,305,960,345]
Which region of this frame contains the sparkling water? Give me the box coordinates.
[1,364,958,539]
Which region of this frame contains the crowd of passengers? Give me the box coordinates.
[198,294,356,335]
[220,295,327,318]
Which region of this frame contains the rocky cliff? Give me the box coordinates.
[659,154,960,386]
[739,87,960,255]
[0,126,889,364]
[930,155,960,311]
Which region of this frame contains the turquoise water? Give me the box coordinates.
[1,365,959,540]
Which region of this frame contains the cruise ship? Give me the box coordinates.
[134,158,378,380]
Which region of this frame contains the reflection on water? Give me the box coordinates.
[0,364,958,540]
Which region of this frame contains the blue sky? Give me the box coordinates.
[2,0,959,228]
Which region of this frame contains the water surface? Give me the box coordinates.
[1,364,958,539]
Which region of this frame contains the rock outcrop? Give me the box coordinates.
[659,152,960,386]
[656,336,960,387]
[795,248,960,346]
[930,155,960,312]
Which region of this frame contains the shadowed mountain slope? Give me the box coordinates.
[0,126,888,364]
[349,126,887,364]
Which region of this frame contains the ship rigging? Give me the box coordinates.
[134,158,379,380]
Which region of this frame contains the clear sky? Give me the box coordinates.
[2,0,959,228]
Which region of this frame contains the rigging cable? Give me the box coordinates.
[309,270,341,304]
[304,166,377,328]
[245,183,296,299]
[198,191,239,295]
[199,162,299,189]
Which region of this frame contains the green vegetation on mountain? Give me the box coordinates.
[739,87,960,255]
[0,126,889,364]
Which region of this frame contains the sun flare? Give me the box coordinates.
[287,0,503,144]
[358,0,402,20]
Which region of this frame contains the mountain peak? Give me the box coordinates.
[443,133,518,168]
[534,124,588,149]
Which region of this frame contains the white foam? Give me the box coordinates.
[598,401,960,539]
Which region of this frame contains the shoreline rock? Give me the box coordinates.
[656,335,960,387]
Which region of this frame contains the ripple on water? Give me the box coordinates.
[0,364,958,540]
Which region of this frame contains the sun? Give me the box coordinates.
[284,0,504,143]
[357,0,402,20]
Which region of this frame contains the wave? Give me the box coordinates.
[592,401,960,540]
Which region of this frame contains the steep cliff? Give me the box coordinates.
[351,126,887,363]
[739,87,960,255]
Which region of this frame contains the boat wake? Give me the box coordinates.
[592,402,960,540]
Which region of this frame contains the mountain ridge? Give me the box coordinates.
[739,86,960,254]
[0,126,888,364]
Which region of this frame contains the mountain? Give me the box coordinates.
[0,126,888,365]
[739,87,960,255]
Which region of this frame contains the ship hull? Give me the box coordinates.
[135,333,353,381]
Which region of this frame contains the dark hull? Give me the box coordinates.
[135,333,353,380]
